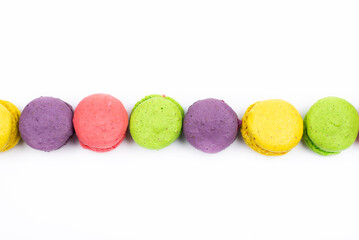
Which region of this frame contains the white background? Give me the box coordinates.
[1,0,359,239]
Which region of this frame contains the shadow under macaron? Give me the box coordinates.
[125,127,136,145]
[125,108,136,146]
[65,132,80,148]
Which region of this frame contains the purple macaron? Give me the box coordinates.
[19,97,74,151]
[184,98,240,153]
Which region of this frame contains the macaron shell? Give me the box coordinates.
[241,103,285,156]
[0,104,12,151]
[0,100,21,152]
[73,94,128,152]
[305,97,359,153]
[132,94,184,118]
[164,96,184,118]
[303,117,339,156]
[184,98,239,153]
[241,100,303,155]
[19,97,74,151]
[78,130,126,152]
[130,96,183,150]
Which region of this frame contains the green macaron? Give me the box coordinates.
[129,95,184,150]
[303,97,359,156]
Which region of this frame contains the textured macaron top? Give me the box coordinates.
[19,97,74,151]
[183,98,239,153]
[241,99,303,156]
[303,97,359,155]
[0,100,21,152]
[73,93,128,152]
[130,95,184,150]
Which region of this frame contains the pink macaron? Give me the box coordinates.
[73,94,128,152]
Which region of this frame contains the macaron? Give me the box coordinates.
[129,95,184,150]
[241,99,303,156]
[0,100,21,152]
[73,94,128,152]
[184,98,240,153]
[19,97,74,151]
[303,97,359,156]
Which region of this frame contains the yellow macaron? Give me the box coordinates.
[0,100,21,152]
[241,99,303,156]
